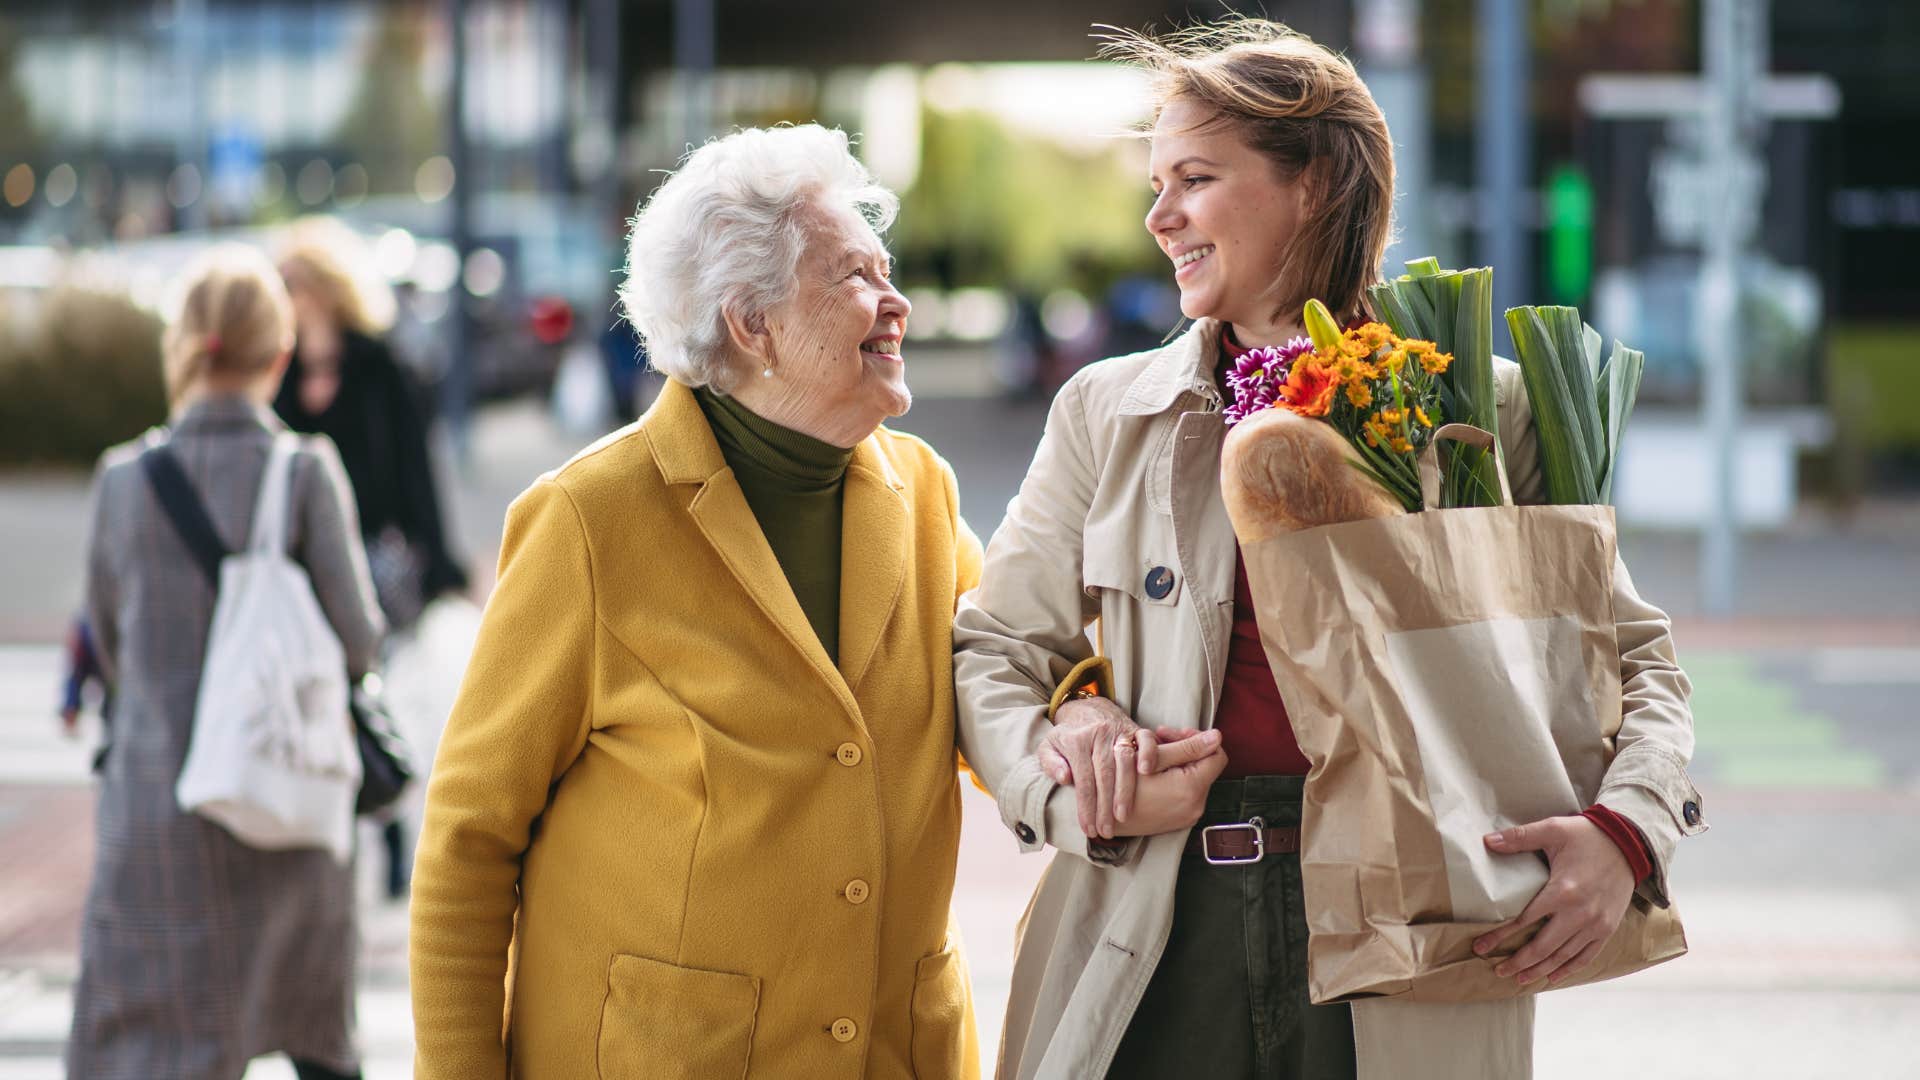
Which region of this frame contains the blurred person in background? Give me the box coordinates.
[409,124,986,1079]
[68,246,384,1080]
[274,217,468,899]
[954,18,1699,1080]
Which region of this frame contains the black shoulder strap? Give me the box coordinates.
[140,445,229,590]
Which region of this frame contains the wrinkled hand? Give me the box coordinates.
[1474,815,1637,987]
[1039,697,1223,838]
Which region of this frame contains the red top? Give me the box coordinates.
[1213,328,1653,881]
[1214,548,1313,778]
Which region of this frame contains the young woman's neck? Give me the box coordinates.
[1227,316,1307,350]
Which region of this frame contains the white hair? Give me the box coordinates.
[618,124,899,393]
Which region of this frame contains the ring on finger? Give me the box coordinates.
[1114,731,1138,754]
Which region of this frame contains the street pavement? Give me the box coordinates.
[3,350,1918,1077]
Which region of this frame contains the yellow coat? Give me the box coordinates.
[410,379,984,1079]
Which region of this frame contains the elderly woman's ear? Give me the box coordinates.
[721,302,775,378]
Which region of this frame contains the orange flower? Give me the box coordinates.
[1421,350,1453,375]
[1345,380,1374,409]
[1356,322,1393,352]
[1277,360,1339,417]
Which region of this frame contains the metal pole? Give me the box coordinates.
[1356,0,1432,276]
[172,0,209,232]
[673,0,715,153]
[1698,0,1765,615]
[1475,0,1529,357]
[444,0,475,456]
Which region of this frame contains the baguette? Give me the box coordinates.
[1221,408,1405,543]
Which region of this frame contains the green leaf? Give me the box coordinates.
[1506,305,1599,504]
[1596,340,1645,503]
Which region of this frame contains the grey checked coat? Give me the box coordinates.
[69,396,384,1079]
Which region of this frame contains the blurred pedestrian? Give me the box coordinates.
[274,217,468,899]
[954,18,1702,1080]
[68,245,384,1080]
[409,124,983,1078]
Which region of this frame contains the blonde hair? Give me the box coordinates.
[1103,17,1395,324]
[276,216,396,337]
[161,245,297,404]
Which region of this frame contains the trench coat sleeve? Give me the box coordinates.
[1495,363,1704,907]
[409,479,598,1079]
[954,374,1133,866]
[292,438,386,679]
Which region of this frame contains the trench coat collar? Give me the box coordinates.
[1116,318,1227,416]
[645,377,907,713]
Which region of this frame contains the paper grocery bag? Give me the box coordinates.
[1234,425,1686,1004]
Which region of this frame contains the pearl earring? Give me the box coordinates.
[761,367,773,378]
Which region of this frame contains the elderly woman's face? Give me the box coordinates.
[757,204,912,444]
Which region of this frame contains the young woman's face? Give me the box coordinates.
[1145,98,1307,334]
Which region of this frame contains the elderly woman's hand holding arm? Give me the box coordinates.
[955,374,1224,862]
[409,480,597,1079]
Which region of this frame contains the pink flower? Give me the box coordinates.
[1225,336,1314,427]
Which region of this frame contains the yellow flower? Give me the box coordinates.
[1384,348,1408,372]
[1421,351,1453,375]
[1377,407,1405,426]
[1390,436,1413,454]
[1364,428,1380,448]
[1414,406,1433,428]
[1346,381,1374,409]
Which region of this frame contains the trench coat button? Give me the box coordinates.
[844,879,871,905]
[835,742,863,767]
[1682,800,1701,827]
[1015,822,1037,844]
[831,1017,859,1042]
[1144,566,1175,599]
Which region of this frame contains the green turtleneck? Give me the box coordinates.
[695,387,855,663]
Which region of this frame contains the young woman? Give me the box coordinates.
[70,246,384,1080]
[954,19,1703,1079]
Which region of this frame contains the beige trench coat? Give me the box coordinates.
[954,319,1705,1080]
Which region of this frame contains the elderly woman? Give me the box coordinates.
[954,19,1704,1080]
[408,125,983,1079]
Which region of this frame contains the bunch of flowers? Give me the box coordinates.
[1225,299,1454,513]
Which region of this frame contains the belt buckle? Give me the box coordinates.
[1201,815,1266,865]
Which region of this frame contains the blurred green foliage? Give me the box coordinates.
[1827,325,1920,450]
[897,105,1157,291]
[0,287,167,464]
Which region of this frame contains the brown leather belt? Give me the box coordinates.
[1185,817,1301,864]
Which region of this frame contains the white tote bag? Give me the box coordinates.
[174,434,361,862]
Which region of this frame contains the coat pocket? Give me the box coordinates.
[596,954,760,1080]
[909,937,975,1079]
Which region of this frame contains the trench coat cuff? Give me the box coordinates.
[998,753,1133,866]
[1597,744,1707,908]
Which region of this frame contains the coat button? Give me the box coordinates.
[835,742,863,767]
[844,879,870,905]
[1144,566,1175,599]
[831,1017,858,1042]
[1682,800,1701,827]
[1016,822,1037,844]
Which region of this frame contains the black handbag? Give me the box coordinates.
[350,675,415,816]
[143,442,414,817]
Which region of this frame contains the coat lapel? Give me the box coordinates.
[647,381,849,706]
[836,437,909,695]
